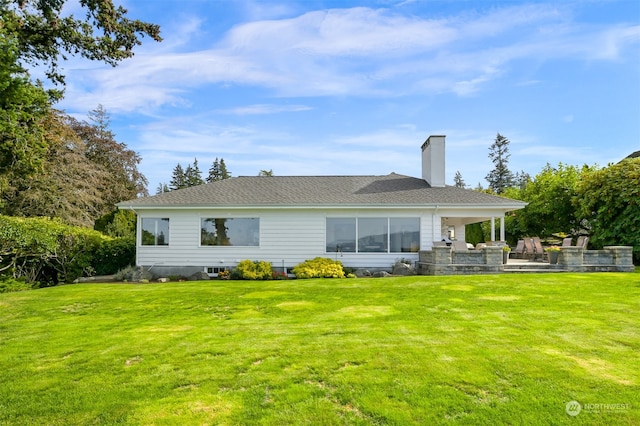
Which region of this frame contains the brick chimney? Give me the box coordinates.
[421,135,446,187]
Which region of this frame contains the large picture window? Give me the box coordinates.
[326,218,356,252]
[358,218,388,252]
[201,218,259,246]
[141,218,170,246]
[389,218,420,252]
[326,217,420,253]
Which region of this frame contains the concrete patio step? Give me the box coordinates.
[503,261,566,273]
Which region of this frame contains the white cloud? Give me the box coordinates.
[59,3,640,115]
[217,104,313,115]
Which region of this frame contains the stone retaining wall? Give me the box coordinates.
[417,245,634,275]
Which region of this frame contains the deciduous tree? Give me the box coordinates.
[505,163,587,240]
[575,158,640,262]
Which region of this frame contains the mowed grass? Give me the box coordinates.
[1,273,639,425]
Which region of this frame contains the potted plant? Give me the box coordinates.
[545,245,561,264]
[502,246,511,264]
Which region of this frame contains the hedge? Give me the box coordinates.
[0,215,134,286]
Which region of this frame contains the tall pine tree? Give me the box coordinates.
[169,164,187,190]
[453,171,466,188]
[207,158,231,183]
[485,133,515,194]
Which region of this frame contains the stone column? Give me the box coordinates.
[606,246,635,272]
[483,246,503,267]
[433,246,452,265]
[559,247,583,272]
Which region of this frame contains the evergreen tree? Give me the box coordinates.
[169,164,187,190]
[485,133,515,194]
[514,170,531,190]
[453,171,466,188]
[155,182,169,194]
[207,157,231,182]
[184,158,203,187]
[258,169,274,176]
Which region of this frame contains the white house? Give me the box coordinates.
[117,135,526,277]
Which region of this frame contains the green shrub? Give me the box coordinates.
[0,215,123,285]
[0,276,34,293]
[0,216,93,283]
[92,237,135,275]
[231,260,273,280]
[292,257,345,279]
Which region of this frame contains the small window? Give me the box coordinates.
[141,218,170,246]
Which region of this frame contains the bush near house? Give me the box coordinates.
[292,257,345,279]
[0,215,134,288]
[231,260,273,280]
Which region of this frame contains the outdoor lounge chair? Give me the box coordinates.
[523,238,535,260]
[511,239,525,259]
[451,241,469,251]
[576,236,589,249]
[532,237,546,262]
[562,237,573,247]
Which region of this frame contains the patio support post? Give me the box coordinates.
[500,216,505,241]
[490,217,496,242]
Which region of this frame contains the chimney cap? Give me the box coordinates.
[421,135,446,151]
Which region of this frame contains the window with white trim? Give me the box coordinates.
[141,218,170,246]
[201,218,259,246]
[326,218,419,253]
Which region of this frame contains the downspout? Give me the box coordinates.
[432,205,439,247]
[128,206,139,266]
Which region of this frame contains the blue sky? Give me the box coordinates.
[58,0,640,191]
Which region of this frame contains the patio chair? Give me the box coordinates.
[562,237,573,247]
[523,238,535,261]
[511,239,525,259]
[576,236,589,249]
[451,241,469,251]
[432,241,447,248]
[532,237,546,262]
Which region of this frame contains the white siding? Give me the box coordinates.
[136,208,436,270]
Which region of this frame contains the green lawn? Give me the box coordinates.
[1,273,639,425]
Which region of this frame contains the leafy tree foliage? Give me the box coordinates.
[0,27,50,203]
[485,133,514,194]
[2,108,147,227]
[207,158,231,182]
[3,110,108,226]
[94,209,136,238]
[505,163,587,241]
[575,158,640,261]
[259,169,274,176]
[1,0,161,91]
[1,1,159,227]
[70,105,148,201]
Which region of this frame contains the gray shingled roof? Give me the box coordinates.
[117,173,526,208]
